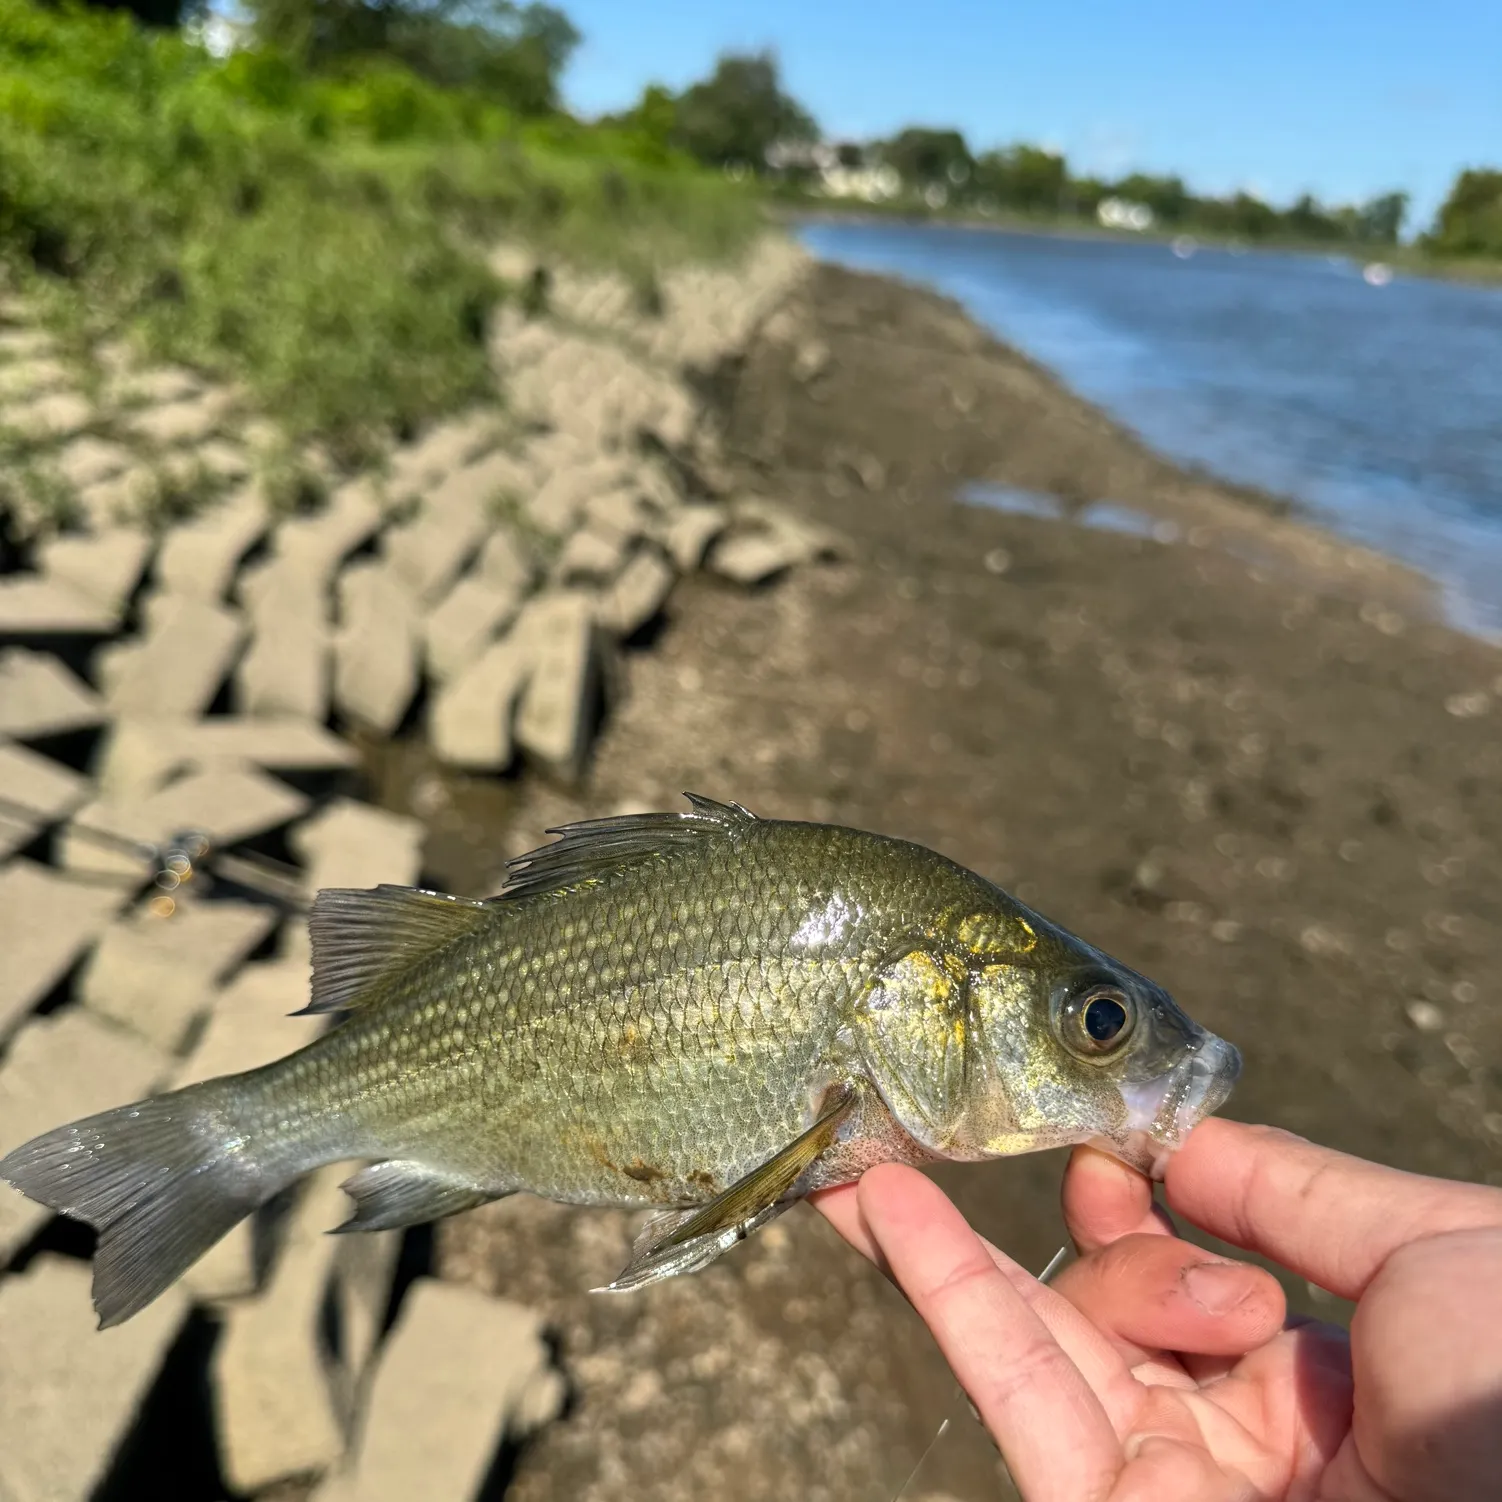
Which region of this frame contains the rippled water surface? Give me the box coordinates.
[799,220,1502,639]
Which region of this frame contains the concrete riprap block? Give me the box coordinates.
[525,459,627,539]
[38,527,153,614]
[428,632,534,771]
[384,411,502,497]
[100,595,246,718]
[95,715,357,800]
[173,961,322,1302]
[552,524,629,585]
[424,573,526,683]
[514,591,601,779]
[332,561,419,734]
[0,740,89,860]
[598,550,675,638]
[127,392,230,448]
[477,528,534,594]
[291,798,424,893]
[0,1008,170,1260]
[59,763,310,882]
[0,1256,187,1502]
[80,896,278,1053]
[0,648,105,739]
[327,1279,564,1502]
[155,486,268,602]
[237,557,331,721]
[55,435,133,491]
[6,391,92,444]
[382,489,488,606]
[663,502,728,571]
[0,860,127,1043]
[173,961,320,1089]
[0,576,118,636]
[273,482,384,588]
[212,1169,350,1493]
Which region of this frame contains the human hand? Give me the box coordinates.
[810,1119,1502,1500]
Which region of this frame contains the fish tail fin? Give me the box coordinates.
[0,1081,291,1328]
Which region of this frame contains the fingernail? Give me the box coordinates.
[1183,1261,1251,1316]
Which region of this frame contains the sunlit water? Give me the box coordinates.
[798,220,1502,641]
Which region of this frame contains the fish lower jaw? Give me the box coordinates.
[1113,1036,1243,1178]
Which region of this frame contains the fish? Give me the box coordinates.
[0,795,1240,1328]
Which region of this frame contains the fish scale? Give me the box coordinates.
[0,795,1241,1327]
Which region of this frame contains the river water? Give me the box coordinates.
[798,220,1502,641]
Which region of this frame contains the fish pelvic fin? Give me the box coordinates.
[333,1160,504,1233]
[302,885,493,1015]
[0,1082,287,1328]
[497,793,756,903]
[595,1084,854,1293]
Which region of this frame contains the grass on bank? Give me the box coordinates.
[0,0,760,460]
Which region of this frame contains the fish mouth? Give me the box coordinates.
[1109,1034,1243,1180]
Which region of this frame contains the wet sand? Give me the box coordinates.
[396,262,1502,1500]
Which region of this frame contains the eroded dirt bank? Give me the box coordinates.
[427,263,1502,1502]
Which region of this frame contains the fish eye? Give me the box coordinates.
[1059,984,1136,1059]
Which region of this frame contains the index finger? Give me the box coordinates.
[1165,1119,1502,1300]
[855,1164,1123,1502]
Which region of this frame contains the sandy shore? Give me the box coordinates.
[428,261,1502,1501]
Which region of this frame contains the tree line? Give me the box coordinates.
[74,0,1502,259]
[614,51,1501,258]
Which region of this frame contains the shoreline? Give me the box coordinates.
[780,202,1502,287]
[787,223,1501,646]
[794,248,1449,629]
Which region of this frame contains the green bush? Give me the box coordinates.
[0,0,757,457]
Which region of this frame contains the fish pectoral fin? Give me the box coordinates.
[301,886,493,1015]
[594,1084,855,1293]
[333,1161,502,1233]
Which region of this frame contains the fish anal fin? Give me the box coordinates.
[334,1160,502,1233]
[496,793,756,903]
[302,885,492,1015]
[596,1085,855,1292]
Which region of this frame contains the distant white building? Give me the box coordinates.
[818,163,902,202]
[765,140,902,202]
[765,140,840,174]
[1097,197,1156,232]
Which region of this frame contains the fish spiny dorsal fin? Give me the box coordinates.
[301,885,493,1015]
[495,793,756,903]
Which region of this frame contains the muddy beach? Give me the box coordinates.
[399,262,1502,1502]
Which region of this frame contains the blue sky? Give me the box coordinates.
[559,0,1501,229]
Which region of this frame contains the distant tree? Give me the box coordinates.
[1282,192,1345,240]
[603,83,678,145]
[1061,174,1108,218]
[83,0,200,26]
[878,128,973,189]
[1194,190,1280,239]
[669,52,817,171]
[973,145,1066,213]
[1425,169,1502,256]
[245,0,579,113]
[1356,190,1408,245]
[1111,171,1190,224]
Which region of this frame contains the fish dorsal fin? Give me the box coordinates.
[302,885,493,1015]
[495,792,756,903]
